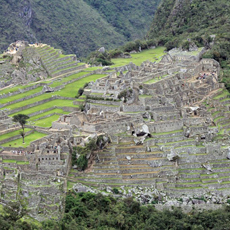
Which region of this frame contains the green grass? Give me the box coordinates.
[2,159,29,165]
[0,204,4,215]
[48,71,89,87]
[213,89,230,99]
[0,86,43,104]
[91,103,119,107]
[20,216,42,229]
[17,161,30,165]
[4,74,106,112]
[57,74,106,97]
[29,109,69,121]
[111,47,166,67]
[183,47,204,56]
[0,84,34,96]
[144,75,167,84]
[33,115,60,127]
[2,131,47,147]
[0,128,31,141]
[4,93,55,110]
[212,111,221,116]
[52,64,81,75]
[67,181,75,190]
[214,116,225,123]
[86,67,103,71]
[139,95,152,98]
[220,98,230,102]
[10,99,78,117]
[152,130,183,136]
[2,159,16,163]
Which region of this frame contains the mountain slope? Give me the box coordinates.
[84,0,161,40]
[149,0,230,36]
[148,0,230,88]
[0,0,160,57]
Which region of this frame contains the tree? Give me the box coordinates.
[3,201,26,222]
[12,114,29,143]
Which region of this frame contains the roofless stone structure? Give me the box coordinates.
[1,46,230,218]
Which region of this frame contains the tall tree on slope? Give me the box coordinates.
[12,114,30,143]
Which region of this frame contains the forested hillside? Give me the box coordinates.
[148,0,230,88]
[0,0,160,57]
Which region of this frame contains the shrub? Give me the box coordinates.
[76,154,88,171]
[181,41,190,50]
[109,49,123,58]
[78,88,84,96]
[112,188,119,194]
[79,104,85,112]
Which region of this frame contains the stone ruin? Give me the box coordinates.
[0,133,71,221]
[66,53,230,208]
[0,41,48,88]
[1,46,230,219]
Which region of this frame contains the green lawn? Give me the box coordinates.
[0,86,43,104]
[2,131,47,147]
[57,74,106,97]
[2,159,29,164]
[4,74,106,111]
[144,76,163,84]
[48,71,89,87]
[0,84,34,96]
[4,93,54,110]
[85,67,103,71]
[17,161,30,165]
[33,115,60,127]
[139,95,152,98]
[152,130,183,136]
[2,159,16,163]
[10,99,78,117]
[91,103,119,107]
[0,128,31,141]
[29,109,69,121]
[214,89,230,99]
[111,47,166,67]
[67,181,75,190]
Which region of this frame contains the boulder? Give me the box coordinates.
[98,47,105,53]
[42,85,54,93]
[126,156,131,161]
[167,148,179,161]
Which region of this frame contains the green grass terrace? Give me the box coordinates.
[1,131,47,148]
[111,47,166,67]
[0,128,31,142]
[4,73,107,112]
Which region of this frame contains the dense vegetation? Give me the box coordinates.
[147,0,230,89]
[2,193,230,229]
[84,0,161,40]
[0,0,160,57]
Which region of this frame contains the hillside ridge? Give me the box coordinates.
[0,0,160,57]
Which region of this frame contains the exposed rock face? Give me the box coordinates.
[98,47,106,53]
[42,85,54,93]
[0,41,48,88]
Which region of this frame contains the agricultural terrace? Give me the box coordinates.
[0,46,165,147]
